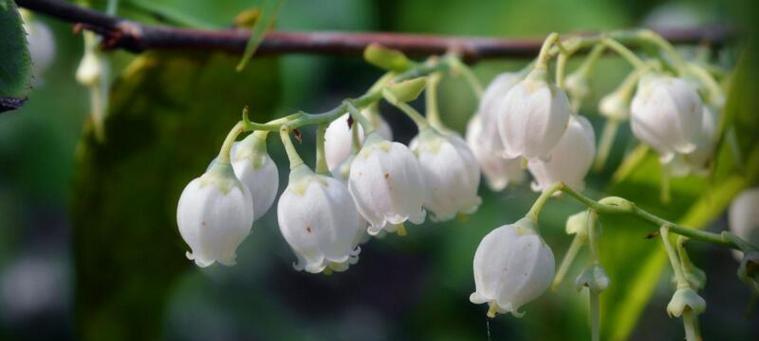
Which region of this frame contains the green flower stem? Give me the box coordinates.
[350,118,361,153]
[575,44,606,78]
[315,124,328,174]
[686,62,724,106]
[587,210,601,262]
[682,311,703,341]
[539,183,753,251]
[448,56,483,98]
[661,226,689,288]
[279,126,304,169]
[526,182,564,223]
[535,32,560,69]
[593,118,620,171]
[602,37,647,70]
[635,29,688,74]
[589,290,601,341]
[552,232,586,290]
[382,89,430,130]
[556,52,569,89]
[425,72,445,129]
[217,121,245,164]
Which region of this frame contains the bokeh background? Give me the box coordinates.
[1,0,758,340]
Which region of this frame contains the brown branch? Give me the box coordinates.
[17,0,735,62]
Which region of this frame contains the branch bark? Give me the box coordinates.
[17,0,735,62]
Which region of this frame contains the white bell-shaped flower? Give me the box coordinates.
[277,164,363,273]
[667,106,719,176]
[470,217,555,317]
[348,132,427,235]
[598,91,630,121]
[465,115,524,191]
[729,188,759,260]
[497,68,572,160]
[176,162,254,267]
[475,72,523,154]
[230,132,279,221]
[528,115,596,191]
[630,74,704,162]
[411,128,482,222]
[330,154,372,245]
[325,112,392,172]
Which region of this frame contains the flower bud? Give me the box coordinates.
[348,133,427,234]
[230,132,279,221]
[470,217,555,317]
[411,129,482,222]
[325,113,392,172]
[363,43,412,72]
[76,51,103,87]
[528,115,595,192]
[277,165,364,273]
[564,72,589,108]
[465,115,525,191]
[565,211,590,237]
[497,68,572,160]
[385,77,427,103]
[598,92,629,121]
[666,287,706,318]
[728,188,759,261]
[176,162,254,267]
[575,264,610,293]
[630,74,704,162]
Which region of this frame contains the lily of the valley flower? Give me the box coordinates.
[277,164,364,273]
[348,132,427,235]
[470,217,555,318]
[325,112,392,172]
[466,115,524,191]
[667,106,719,176]
[231,131,279,221]
[528,115,596,192]
[497,68,572,160]
[411,128,482,222]
[176,162,255,267]
[630,74,704,162]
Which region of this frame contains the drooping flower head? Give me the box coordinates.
[176,162,255,267]
[277,164,364,273]
[497,68,572,160]
[325,112,392,172]
[630,74,704,162]
[348,132,427,235]
[528,115,596,192]
[230,131,279,221]
[411,128,482,222]
[470,217,555,317]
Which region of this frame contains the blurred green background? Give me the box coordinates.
[1,0,758,340]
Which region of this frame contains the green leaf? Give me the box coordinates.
[602,52,759,340]
[0,0,32,106]
[71,51,279,340]
[236,0,284,72]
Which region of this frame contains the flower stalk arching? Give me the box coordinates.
[602,37,647,70]
[660,226,704,341]
[315,124,329,174]
[425,72,445,130]
[447,55,483,98]
[382,88,430,130]
[279,126,304,169]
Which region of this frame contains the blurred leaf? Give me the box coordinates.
[0,0,31,108]
[71,51,279,341]
[603,51,759,340]
[237,0,283,71]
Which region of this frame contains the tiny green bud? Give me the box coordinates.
[598,196,635,211]
[364,43,412,72]
[565,211,590,237]
[385,77,427,103]
[575,264,609,293]
[666,287,706,318]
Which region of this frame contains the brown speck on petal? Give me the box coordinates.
[384,172,390,179]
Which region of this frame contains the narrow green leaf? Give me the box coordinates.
[236,0,284,72]
[124,0,217,28]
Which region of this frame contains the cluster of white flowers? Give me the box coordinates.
[176,105,485,273]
